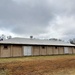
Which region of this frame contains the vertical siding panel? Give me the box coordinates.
[53,47,59,55]
[46,46,53,55]
[72,47,75,54]
[72,47,73,54]
[69,47,73,54]
[10,45,13,57]
[1,45,11,57]
[0,45,1,57]
[32,46,34,56]
[22,46,23,56]
[58,47,64,54]
[12,45,22,57]
[40,46,46,55]
[33,46,40,56]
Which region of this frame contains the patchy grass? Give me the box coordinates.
[0,55,75,75]
[0,54,75,63]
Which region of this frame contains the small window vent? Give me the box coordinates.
[4,45,8,49]
[55,46,57,49]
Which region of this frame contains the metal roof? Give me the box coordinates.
[0,38,75,46]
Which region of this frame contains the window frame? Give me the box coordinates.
[3,45,8,49]
[42,46,45,49]
[55,46,57,49]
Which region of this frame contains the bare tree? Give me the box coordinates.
[70,39,75,44]
[0,34,12,41]
[7,36,12,39]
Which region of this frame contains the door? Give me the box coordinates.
[27,46,32,55]
[64,47,69,54]
[23,46,32,56]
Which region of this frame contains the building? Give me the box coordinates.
[0,38,75,57]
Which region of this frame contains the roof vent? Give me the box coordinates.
[30,36,33,39]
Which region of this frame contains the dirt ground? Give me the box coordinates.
[0,55,75,75]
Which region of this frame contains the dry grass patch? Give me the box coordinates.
[0,55,75,75]
[0,54,75,63]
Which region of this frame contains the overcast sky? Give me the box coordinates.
[0,0,75,40]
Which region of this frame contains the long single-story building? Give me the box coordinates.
[0,38,75,57]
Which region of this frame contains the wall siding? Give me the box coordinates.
[0,45,75,57]
[53,47,59,54]
[73,47,75,54]
[58,47,64,54]
[40,46,47,55]
[1,45,11,57]
[12,45,23,57]
[68,47,73,54]
[46,46,53,55]
[32,46,40,56]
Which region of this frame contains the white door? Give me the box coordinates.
[64,47,69,54]
[23,46,32,56]
[27,46,32,55]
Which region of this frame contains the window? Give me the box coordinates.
[4,45,8,49]
[42,46,45,49]
[55,46,57,49]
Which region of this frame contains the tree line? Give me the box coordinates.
[0,34,75,44]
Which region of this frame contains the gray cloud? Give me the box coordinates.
[0,0,75,39]
[0,0,54,35]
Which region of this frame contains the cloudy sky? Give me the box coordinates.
[0,0,75,40]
